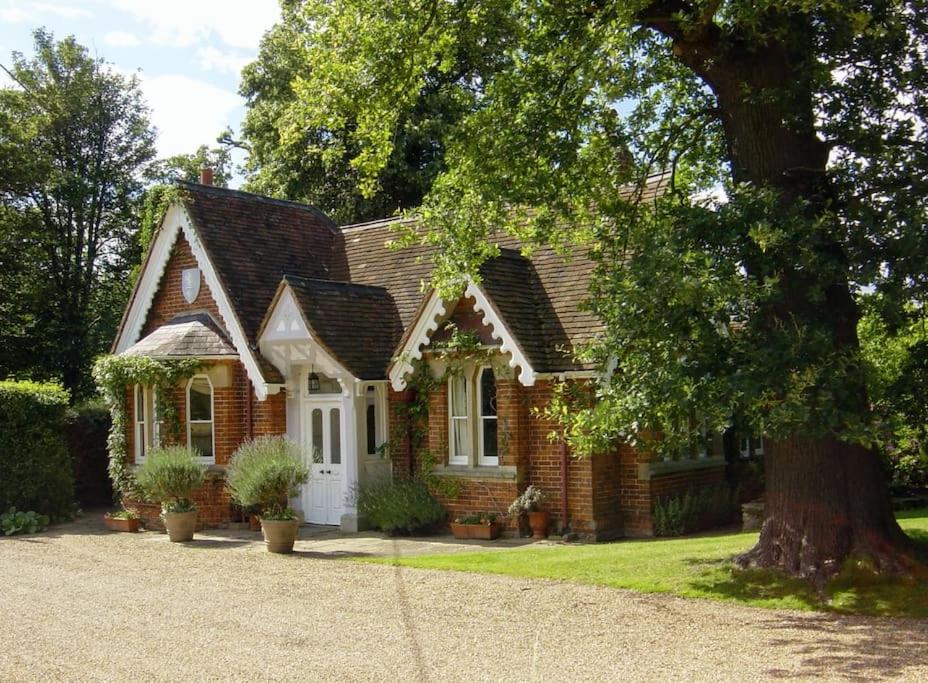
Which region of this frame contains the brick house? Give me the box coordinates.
[113,175,733,538]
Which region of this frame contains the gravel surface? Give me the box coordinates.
[2,518,928,682]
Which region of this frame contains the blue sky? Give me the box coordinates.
[1,0,282,185]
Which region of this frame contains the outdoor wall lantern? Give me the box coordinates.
[308,366,321,392]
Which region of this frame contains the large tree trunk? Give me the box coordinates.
[739,437,914,586]
[643,7,918,579]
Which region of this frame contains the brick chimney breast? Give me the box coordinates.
[199,166,214,186]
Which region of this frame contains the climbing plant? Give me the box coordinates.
[92,355,201,498]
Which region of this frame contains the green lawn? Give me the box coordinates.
[363,508,928,617]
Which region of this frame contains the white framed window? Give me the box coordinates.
[133,384,155,462]
[740,432,765,459]
[477,367,499,466]
[448,372,471,465]
[186,375,214,462]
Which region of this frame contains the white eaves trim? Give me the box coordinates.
[388,279,537,391]
[464,281,536,387]
[113,202,272,400]
[389,289,447,391]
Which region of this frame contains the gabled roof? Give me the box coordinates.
[279,276,403,380]
[177,182,340,349]
[122,314,236,359]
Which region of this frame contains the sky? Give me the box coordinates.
[0,0,282,186]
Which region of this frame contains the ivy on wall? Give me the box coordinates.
[92,355,201,498]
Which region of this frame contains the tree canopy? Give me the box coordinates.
[275,0,927,579]
[0,29,156,398]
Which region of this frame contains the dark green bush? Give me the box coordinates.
[356,477,446,535]
[652,483,738,537]
[0,381,74,520]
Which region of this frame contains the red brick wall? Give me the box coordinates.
[388,372,727,540]
[125,233,288,530]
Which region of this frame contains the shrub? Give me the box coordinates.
[0,381,74,520]
[508,485,546,516]
[356,477,446,535]
[135,446,204,512]
[64,400,112,506]
[652,483,738,537]
[1,507,50,535]
[226,436,309,520]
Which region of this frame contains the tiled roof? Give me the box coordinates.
[162,173,669,381]
[284,276,404,380]
[122,314,237,358]
[178,182,339,348]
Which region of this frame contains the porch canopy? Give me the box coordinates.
[120,313,237,359]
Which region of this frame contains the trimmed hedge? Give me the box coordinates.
[0,380,75,520]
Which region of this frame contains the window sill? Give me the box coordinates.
[637,456,725,480]
[432,464,518,482]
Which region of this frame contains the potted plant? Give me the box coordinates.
[135,446,205,542]
[450,512,503,540]
[509,485,549,538]
[226,436,310,554]
[103,507,140,532]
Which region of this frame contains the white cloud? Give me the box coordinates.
[104,30,141,47]
[196,46,251,75]
[31,1,91,18]
[0,0,92,22]
[106,0,279,50]
[136,73,241,157]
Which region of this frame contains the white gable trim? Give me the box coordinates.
[464,282,536,387]
[389,289,447,391]
[258,285,358,398]
[388,280,536,391]
[113,202,272,400]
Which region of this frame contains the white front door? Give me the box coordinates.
[304,403,344,525]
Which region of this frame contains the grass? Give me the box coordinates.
[361,508,928,618]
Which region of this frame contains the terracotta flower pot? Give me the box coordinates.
[103,514,140,533]
[528,510,550,539]
[451,522,503,540]
[163,510,197,542]
[261,518,300,554]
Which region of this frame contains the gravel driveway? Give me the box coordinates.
[2,518,927,682]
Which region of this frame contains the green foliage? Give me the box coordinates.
[0,29,156,398]
[238,1,504,224]
[226,436,310,520]
[652,484,739,538]
[859,302,928,490]
[1,508,50,536]
[92,354,201,498]
[454,512,498,525]
[0,380,74,520]
[108,507,139,521]
[356,477,446,535]
[134,446,205,512]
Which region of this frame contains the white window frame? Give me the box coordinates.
[186,374,215,463]
[134,384,150,462]
[740,432,765,459]
[477,366,499,466]
[448,371,472,465]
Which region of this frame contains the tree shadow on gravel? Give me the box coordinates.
[759,613,928,680]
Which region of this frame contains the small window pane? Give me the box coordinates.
[480,369,497,416]
[311,409,323,464]
[450,375,468,417]
[189,378,212,421]
[136,385,145,423]
[190,423,213,458]
[453,420,471,459]
[482,418,498,458]
[366,403,376,455]
[330,408,341,465]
